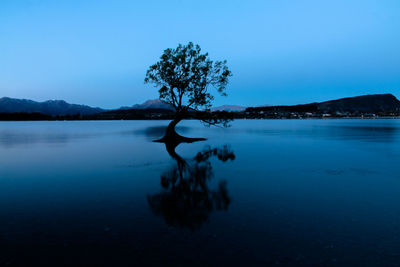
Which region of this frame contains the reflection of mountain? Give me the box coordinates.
[148,144,235,230]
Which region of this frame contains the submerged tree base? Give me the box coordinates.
[153,128,206,164]
[153,132,206,144]
[153,118,206,144]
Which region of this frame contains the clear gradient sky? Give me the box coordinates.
[1,0,399,109]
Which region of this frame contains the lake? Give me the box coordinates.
[0,119,400,266]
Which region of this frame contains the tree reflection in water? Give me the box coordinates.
[147,141,235,230]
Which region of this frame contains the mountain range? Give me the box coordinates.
[0,97,104,116]
[121,100,246,112]
[0,97,245,116]
[0,94,399,117]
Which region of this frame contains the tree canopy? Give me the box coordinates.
[144,42,232,113]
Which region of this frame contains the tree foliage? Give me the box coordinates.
[145,42,232,113]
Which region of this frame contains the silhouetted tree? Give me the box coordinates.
[147,143,235,230]
[145,42,232,141]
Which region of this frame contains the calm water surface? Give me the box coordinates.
[0,119,400,266]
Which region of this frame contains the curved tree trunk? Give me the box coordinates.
[164,116,183,140]
[154,113,206,143]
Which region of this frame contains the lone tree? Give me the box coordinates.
[145,42,232,141]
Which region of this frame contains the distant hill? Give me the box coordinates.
[247,94,400,114]
[120,99,175,111]
[0,97,104,116]
[318,94,400,113]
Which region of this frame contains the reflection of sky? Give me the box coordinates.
[1,120,400,265]
[0,123,193,147]
[1,0,400,108]
[196,119,400,145]
[1,119,399,148]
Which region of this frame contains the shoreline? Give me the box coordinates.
[0,116,399,122]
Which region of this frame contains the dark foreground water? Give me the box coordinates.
[0,119,400,266]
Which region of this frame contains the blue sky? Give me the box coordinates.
[0,0,399,108]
